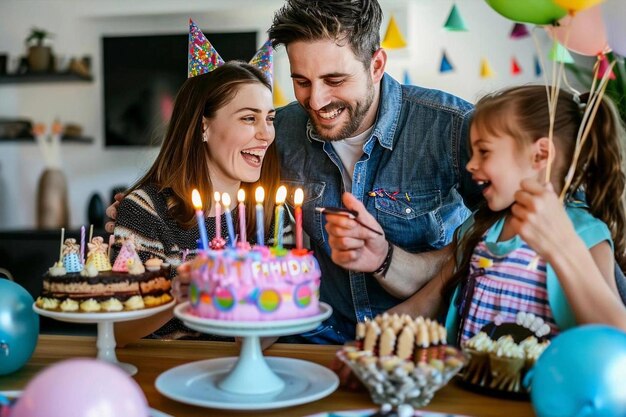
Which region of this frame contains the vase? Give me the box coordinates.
[27,46,52,73]
[37,168,69,229]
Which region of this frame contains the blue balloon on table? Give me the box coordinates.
[525,325,626,417]
[0,278,39,375]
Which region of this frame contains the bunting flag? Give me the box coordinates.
[440,51,454,73]
[403,70,412,85]
[597,54,616,80]
[480,58,495,78]
[381,15,407,49]
[273,80,289,107]
[549,41,574,64]
[510,23,530,39]
[534,55,542,77]
[511,57,522,75]
[443,4,468,31]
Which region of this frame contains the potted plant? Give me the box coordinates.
[26,27,53,73]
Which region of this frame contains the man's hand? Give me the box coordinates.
[325,192,388,273]
[104,192,124,233]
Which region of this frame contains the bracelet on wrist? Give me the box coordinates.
[372,240,393,278]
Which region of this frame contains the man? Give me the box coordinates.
[268,0,479,343]
[108,0,480,344]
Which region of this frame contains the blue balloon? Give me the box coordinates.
[0,279,39,375]
[525,325,626,417]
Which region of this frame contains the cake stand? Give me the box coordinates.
[33,300,175,376]
[155,302,339,411]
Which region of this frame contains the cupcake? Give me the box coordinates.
[488,336,525,391]
[462,331,494,386]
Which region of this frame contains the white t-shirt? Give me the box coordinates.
[331,126,373,192]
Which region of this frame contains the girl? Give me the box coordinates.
[445,85,626,344]
[324,85,626,345]
[113,61,283,344]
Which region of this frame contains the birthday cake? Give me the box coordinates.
[188,246,321,321]
[36,235,173,312]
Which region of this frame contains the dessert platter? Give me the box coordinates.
[33,232,175,375]
[336,313,467,416]
[155,301,337,411]
[457,312,551,399]
[155,231,338,411]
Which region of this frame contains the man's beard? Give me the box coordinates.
[307,87,375,142]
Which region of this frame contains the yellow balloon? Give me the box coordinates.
[553,0,605,12]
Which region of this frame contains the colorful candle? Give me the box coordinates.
[79,225,85,264]
[221,193,236,248]
[294,188,304,250]
[108,234,114,261]
[237,189,247,245]
[192,189,209,250]
[274,185,287,249]
[255,186,265,245]
[59,227,65,263]
[214,191,222,239]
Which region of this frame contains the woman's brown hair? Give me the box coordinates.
[127,61,280,242]
[445,85,626,300]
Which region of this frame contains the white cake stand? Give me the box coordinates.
[34,300,175,376]
[155,302,339,411]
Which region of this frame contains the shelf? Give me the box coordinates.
[0,72,93,84]
[0,135,93,143]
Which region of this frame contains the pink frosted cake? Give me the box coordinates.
[188,246,321,321]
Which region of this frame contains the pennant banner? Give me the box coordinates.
[440,51,454,73]
[480,58,495,78]
[444,4,468,31]
[382,15,407,49]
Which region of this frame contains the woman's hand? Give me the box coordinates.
[325,192,388,273]
[105,193,124,233]
[172,262,192,303]
[510,178,578,260]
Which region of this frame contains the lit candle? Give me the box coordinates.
[294,188,304,250]
[214,191,222,239]
[192,189,209,250]
[255,186,265,245]
[237,189,246,245]
[80,225,85,264]
[221,193,236,248]
[274,185,287,249]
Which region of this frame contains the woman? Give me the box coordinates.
[113,61,281,345]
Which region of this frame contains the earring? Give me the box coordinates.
[202,130,209,142]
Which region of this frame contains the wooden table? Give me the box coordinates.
[0,335,534,417]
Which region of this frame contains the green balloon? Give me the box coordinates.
[485,0,567,25]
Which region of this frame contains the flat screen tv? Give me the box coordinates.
[103,32,257,147]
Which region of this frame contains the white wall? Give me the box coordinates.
[0,0,551,230]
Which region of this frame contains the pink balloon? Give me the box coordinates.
[602,0,626,57]
[11,359,149,417]
[545,5,609,56]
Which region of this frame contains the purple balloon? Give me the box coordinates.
[12,358,149,417]
[602,0,626,57]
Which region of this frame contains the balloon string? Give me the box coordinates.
[560,59,615,201]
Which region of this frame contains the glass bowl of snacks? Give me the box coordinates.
[337,314,467,411]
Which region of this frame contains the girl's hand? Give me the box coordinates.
[325,192,388,273]
[510,178,578,260]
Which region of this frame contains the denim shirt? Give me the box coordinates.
[275,73,480,344]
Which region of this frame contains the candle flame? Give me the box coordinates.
[275,185,287,204]
[191,189,203,210]
[221,192,232,208]
[237,189,245,203]
[255,186,265,204]
[294,188,304,206]
[214,191,221,203]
